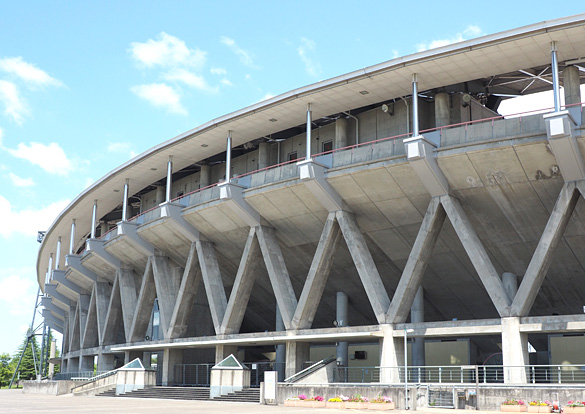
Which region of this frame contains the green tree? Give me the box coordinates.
[12,333,41,381]
[0,353,14,388]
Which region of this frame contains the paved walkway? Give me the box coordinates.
[0,389,500,414]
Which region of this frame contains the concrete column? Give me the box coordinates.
[501,317,528,384]
[335,118,348,149]
[100,222,108,237]
[502,272,518,304]
[125,351,142,364]
[215,345,238,364]
[97,353,115,372]
[79,355,94,372]
[336,292,349,368]
[435,92,450,127]
[275,306,286,382]
[162,348,183,386]
[259,142,270,169]
[379,325,404,384]
[199,164,210,188]
[143,352,152,369]
[48,340,56,378]
[69,357,79,373]
[155,185,165,205]
[563,65,582,124]
[411,286,425,370]
[61,358,68,374]
[285,341,310,378]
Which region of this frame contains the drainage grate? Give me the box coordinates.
[427,386,455,408]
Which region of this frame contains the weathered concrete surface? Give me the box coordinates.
[21,380,76,395]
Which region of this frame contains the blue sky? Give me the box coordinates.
[0,2,583,355]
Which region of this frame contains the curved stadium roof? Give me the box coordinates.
[37,14,585,287]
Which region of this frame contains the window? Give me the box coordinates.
[288,151,297,161]
[322,140,333,153]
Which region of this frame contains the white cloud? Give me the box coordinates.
[0,56,63,88]
[0,272,36,316]
[210,67,227,75]
[220,78,233,87]
[298,38,321,77]
[0,195,69,238]
[131,83,187,115]
[261,93,275,101]
[163,68,218,93]
[6,141,75,175]
[416,25,483,52]
[9,172,34,187]
[0,125,3,145]
[106,142,131,153]
[220,36,259,69]
[129,32,206,69]
[0,80,28,124]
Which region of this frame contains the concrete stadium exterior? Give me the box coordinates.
[38,14,585,396]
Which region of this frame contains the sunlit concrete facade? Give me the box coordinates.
[38,15,585,386]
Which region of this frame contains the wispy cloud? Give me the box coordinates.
[220,78,233,87]
[298,37,321,77]
[0,271,36,316]
[5,141,76,175]
[220,36,259,69]
[9,172,34,187]
[0,80,28,124]
[163,68,218,93]
[416,25,483,52]
[0,196,70,238]
[0,57,63,88]
[129,32,206,69]
[210,67,227,75]
[131,83,187,115]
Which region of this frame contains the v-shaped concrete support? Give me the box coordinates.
[69,304,81,352]
[387,197,446,323]
[292,212,342,329]
[129,258,156,342]
[77,293,90,348]
[152,255,182,337]
[220,227,262,334]
[95,282,111,346]
[440,194,511,317]
[82,287,99,349]
[197,240,228,334]
[511,182,580,316]
[256,226,298,329]
[168,242,202,339]
[336,210,390,324]
[102,274,123,346]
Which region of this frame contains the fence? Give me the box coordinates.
[173,361,285,387]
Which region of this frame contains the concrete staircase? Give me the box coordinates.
[97,386,260,403]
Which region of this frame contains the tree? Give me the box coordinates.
[0,353,14,388]
[12,332,41,381]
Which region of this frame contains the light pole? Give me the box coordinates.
[404,328,414,410]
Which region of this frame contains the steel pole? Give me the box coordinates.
[69,219,76,254]
[412,74,419,137]
[91,201,97,239]
[122,179,129,221]
[405,329,408,410]
[226,131,232,182]
[306,103,312,160]
[551,42,561,112]
[166,156,173,203]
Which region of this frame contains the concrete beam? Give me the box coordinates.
[168,243,202,339]
[86,239,121,269]
[520,314,585,333]
[52,270,86,298]
[65,254,97,284]
[511,182,580,316]
[102,274,123,346]
[82,288,99,349]
[159,202,200,242]
[220,228,262,334]
[298,160,344,212]
[292,213,342,329]
[69,304,81,352]
[44,284,71,310]
[117,221,155,257]
[42,310,64,333]
[501,317,528,383]
[404,135,450,197]
[336,211,390,324]
[544,110,585,181]
[219,182,261,227]
[256,226,298,329]
[387,197,445,323]
[379,325,404,384]
[41,297,66,320]
[129,259,155,342]
[441,195,511,317]
[196,240,227,334]
[78,294,90,348]
[152,255,181,338]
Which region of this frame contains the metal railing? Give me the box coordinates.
[54,370,110,381]
[174,363,213,387]
[332,365,585,385]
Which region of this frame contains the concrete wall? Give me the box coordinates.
[425,339,471,366]
[550,335,585,365]
[22,380,76,395]
[310,343,380,368]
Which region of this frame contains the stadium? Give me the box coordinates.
[36,14,585,408]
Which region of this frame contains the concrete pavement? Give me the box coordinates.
[0,389,501,414]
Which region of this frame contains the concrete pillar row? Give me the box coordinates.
[161,348,183,386]
[563,65,582,125]
[285,341,310,379]
[215,345,238,364]
[336,292,349,368]
[275,306,286,382]
[501,317,529,384]
[379,324,405,384]
[199,164,210,188]
[97,353,116,372]
[502,272,518,304]
[434,92,450,128]
[155,185,165,205]
[410,286,425,368]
